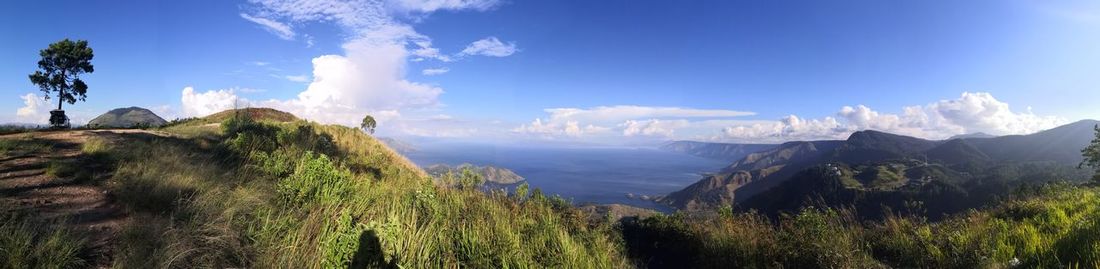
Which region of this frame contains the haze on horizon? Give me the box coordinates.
[2,0,1098,145]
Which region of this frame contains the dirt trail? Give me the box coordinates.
[0,129,172,268]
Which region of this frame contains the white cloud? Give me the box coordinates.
[620,119,690,137]
[285,75,309,82]
[15,93,50,123]
[542,105,755,124]
[411,40,453,62]
[240,13,295,40]
[304,34,315,47]
[208,0,507,129]
[512,118,610,138]
[459,37,517,57]
[252,61,270,66]
[512,105,754,140]
[181,87,242,117]
[720,92,1066,143]
[422,67,449,75]
[507,92,1066,144]
[390,0,501,13]
[722,115,850,142]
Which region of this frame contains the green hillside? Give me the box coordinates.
[1,109,625,268]
[87,107,168,128]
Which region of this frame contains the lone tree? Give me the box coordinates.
[361,115,377,134]
[28,39,95,128]
[1081,125,1100,184]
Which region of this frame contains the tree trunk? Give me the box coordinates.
[57,69,66,111]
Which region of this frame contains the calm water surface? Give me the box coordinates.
[404,143,728,212]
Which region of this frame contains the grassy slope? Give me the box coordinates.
[101,112,624,268]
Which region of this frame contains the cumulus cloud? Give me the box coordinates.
[720,92,1065,143]
[512,118,610,138]
[620,119,690,137]
[15,93,50,123]
[508,92,1065,144]
[722,115,850,142]
[240,13,295,40]
[200,0,506,130]
[459,37,517,57]
[422,67,449,75]
[181,87,242,117]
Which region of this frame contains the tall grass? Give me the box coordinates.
[621,183,1100,268]
[104,112,626,268]
[0,214,87,269]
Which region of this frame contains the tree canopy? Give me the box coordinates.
[28,39,94,126]
[1081,125,1100,184]
[361,115,377,134]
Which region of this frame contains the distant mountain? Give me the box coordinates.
[659,141,777,161]
[87,107,167,128]
[739,159,1090,221]
[947,132,995,140]
[964,120,1100,164]
[658,140,843,210]
[425,163,525,185]
[658,171,755,210]
[833,130,938,163]
[923,139,990,165]
[378,137,416,153]
[662,120,1099,213]
[725,140,842,172]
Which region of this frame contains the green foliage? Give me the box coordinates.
[459,166,484,189]
[28,39,94,127]
[1081,125,1100,184]
[514,182,530,201]
[278,152,355,206]
[778,207,878,268]
[361,114,377,134]
[319,209,370,268]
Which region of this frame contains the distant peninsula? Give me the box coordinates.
[425,163,525,185]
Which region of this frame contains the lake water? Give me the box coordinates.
[404,143,728,212]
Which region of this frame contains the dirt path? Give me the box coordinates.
[0,129,172,268]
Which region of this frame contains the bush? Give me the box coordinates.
[278,152,356,207]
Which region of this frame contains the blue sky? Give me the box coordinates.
[2,0,1098,144]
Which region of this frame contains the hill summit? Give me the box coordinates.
[87,107,167,128]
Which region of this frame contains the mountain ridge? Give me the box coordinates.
[661,120,1100,211]
[659,141,777,161]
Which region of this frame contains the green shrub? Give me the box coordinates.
[278,152,356,206]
